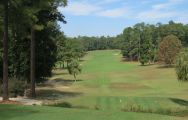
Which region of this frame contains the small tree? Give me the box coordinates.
[67,59,81,81]
[158,35,182,66]
[176,49,188,81]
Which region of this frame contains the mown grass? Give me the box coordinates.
[0,104,183,120]
[1,50,188,120]
[47,50,188,117]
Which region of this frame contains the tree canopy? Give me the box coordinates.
[158,35,182,66]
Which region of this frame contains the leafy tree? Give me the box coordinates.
[151,25,161,63]
[35,23,60,79]
[56,36,86,70]
[175,49,188,81]
[56,33,67,68]
[119,21,188,64]
[158,35,182,66]
[159,21,185,45]
[68,38,85,60]
[121,27,138,61]
[139,26,153,65]
[67,59,81,81]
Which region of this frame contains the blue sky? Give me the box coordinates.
[59,0,188,37]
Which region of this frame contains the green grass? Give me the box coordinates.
[49,50,188,117]
[1,50,188,120]
[0,104,182,120]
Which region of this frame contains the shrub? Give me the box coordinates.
[176,49,188,81]
[67,59,81,80]
[158,35,182,66]
[9,78,26,97]
[139,54,149,65]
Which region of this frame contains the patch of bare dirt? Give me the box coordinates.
[0,100,21,105]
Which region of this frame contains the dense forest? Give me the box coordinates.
[0,0,68,99]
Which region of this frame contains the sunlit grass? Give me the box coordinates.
[45,50,188,117]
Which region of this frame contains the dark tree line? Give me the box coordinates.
[69,36,118,51]
[0,0,67,100]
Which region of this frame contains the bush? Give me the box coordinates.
[9,78,26,97]
[158,35,182,66]
[139,54,149,65]
[67,59,81,80]
[176,49,188,81]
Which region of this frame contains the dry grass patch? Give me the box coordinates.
[110,83,150,90]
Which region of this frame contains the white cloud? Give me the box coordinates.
[60,1,101,16]
[152,0,184,10]
[96,8,129,18]
[136,0,185,21]
[59,0,188,23]
[60,0,130,18]
[174,13,188,23]
[140,0,152,4]
[137,10,177,20]
[97,0,123,5]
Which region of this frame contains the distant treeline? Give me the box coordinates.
[68,36,118,51]
[70,21,188,62]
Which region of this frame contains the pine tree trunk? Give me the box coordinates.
[74,74,76,82]
[63,61,65,68]
[59,62,61,68]
[2,0,9,101]
[30,27,36,98]
[66,61,68,68]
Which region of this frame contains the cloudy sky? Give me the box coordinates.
[59,0,188,37]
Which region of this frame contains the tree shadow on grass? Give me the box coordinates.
[36,89,83,100]
[156,65,175,69]
[0,105,39,120]
[49,78,83,86]
[170,98,188,106]
[37,83,54,88]
[78,59,85,62]
[138,64,155,67]
[52,72,69,76]
[42,78,83,88]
